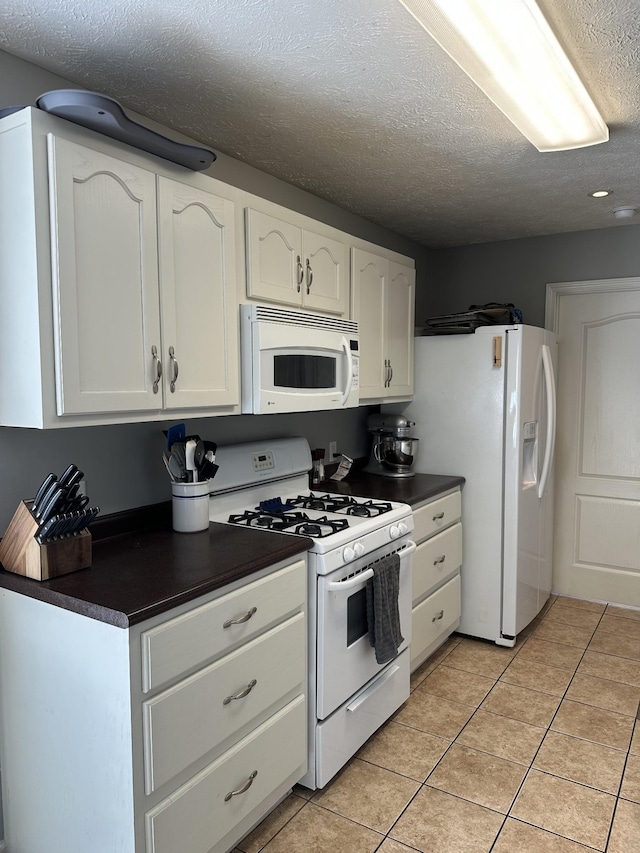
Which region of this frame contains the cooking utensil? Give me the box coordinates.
[168,443,187,481]
[193,440,206,480]
[185,439,197,483]
[165,423,185,451]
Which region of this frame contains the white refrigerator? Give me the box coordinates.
[390,324,558,646]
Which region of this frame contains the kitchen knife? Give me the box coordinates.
[32,473,57,516]
[35,515,58,544]
[59,464,83,488]
[34,480,60,520]
[37,485,69,526]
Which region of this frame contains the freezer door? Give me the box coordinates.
[501,327,558,640]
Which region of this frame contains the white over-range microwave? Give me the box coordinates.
[240,304,360,414]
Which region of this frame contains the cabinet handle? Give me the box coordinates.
[388,360,393,385]
[306,258,313,294]
[433,512,445,521]
[223,606,257,628]
[224,770,258,802]
[432,609,445,623]
[434,555,446,565]
[223,678,257,705]
[296,256,304,292]
[169,346,179,392]
[151,345,162,394]
[384,359,389,387]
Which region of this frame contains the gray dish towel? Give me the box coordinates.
[365,553,404,665]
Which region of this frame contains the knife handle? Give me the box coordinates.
[32,474,57,516]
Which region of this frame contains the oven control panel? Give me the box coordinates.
[252,450,275,472]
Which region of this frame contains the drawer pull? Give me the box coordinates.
[434,555,446,566]
[223,679,258,705]
[223,606,257,628]
[432,609,444,623]
[433,512,445,521]
[225,770,258,802]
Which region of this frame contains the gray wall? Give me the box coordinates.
[422,224,640,326]
[0,49,428,532]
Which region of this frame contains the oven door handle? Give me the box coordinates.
[326,540,416,592]
[327,568,374,592]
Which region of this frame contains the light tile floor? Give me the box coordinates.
[233,596,640,852]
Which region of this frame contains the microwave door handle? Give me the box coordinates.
[340,337,353,406]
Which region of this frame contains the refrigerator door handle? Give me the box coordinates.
[538,343,557,499]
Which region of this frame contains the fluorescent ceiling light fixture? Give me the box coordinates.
[398,0,609,152]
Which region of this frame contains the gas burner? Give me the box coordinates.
[291,516,350,538]
[287,493,333,511]
[341,499,393,518]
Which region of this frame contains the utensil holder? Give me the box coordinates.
[0,500,92,581]
[171,481,211,532]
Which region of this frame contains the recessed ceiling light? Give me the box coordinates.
[588,190,612,198]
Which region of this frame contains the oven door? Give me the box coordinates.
[316,538,414,720]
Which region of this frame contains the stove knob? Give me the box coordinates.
[389,524,400,539]
[354,541,365,557]
[398,521,409,536]
[343,546,356,562]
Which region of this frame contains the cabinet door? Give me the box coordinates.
[47,135,161,415]
[386,261,415,398]
[351,248,387,399]
[301,230,348,315]
[245,209,302,307]
[158,178,239,409]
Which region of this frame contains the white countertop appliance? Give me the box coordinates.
[209,437,414,789]
[240,305,359,414]
[388,324,558,646]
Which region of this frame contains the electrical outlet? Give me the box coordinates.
[329,441,337,460]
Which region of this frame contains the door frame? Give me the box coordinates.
[545,277,640,331]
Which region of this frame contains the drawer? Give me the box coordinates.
[142,611,306,793]
[145,694,307,853]
[410,574,461,672]
[141,558,306,692]
[413,491,461,543]
[412,522,462,604]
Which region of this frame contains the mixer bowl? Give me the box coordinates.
[379,436,419,469]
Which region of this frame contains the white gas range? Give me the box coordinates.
[209,437,415,789]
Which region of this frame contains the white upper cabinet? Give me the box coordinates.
[48,136,162,415]
[0,108,239,427]
[245,208,348,316]
[351,248,415,402]
[157,178,238,409]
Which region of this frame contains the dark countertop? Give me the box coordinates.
[0,508,311,628]
[316,471,464,506]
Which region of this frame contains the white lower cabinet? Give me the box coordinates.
[410,490,463,671]
[0,556,307,853]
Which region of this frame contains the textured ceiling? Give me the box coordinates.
[2,0,640,248]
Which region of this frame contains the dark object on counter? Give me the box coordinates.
[366,553,403,665]
[35,90,217,171]
[420,302,523,335]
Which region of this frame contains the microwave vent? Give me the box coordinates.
[250,305,358,336]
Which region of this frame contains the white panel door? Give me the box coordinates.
[552,285,640,605]
[48,135,161,415]
[158,178,239,409]
[386,261,415,397]
[301,230,347,315]
[245,209,302,306]
[352,248,387,399]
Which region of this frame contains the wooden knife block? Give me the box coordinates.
[0,500,92,581]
